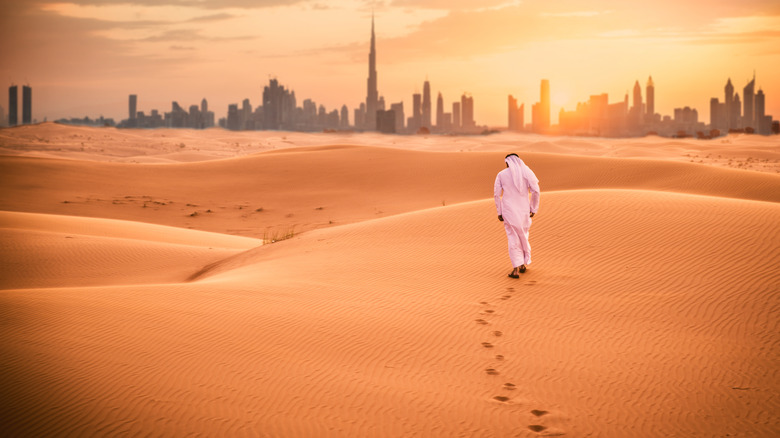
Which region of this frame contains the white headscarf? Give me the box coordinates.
[505,154,539,191]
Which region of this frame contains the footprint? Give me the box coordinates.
[525,281,537,286]
[482,342,494,348]
[493,331,503,337]
[493,396,510,402]
[503,383,516,390]
[500,295,512,300]
[483,309,495,314]
[485,368,499,375]
[506,287,515,292]
[528,425,547,432]
[531,409,548,417]
[475,319,489,325]
[495,354,505,361]
[479,301,489,305]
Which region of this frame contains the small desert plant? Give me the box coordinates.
[263,227,296,244]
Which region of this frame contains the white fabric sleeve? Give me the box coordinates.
[529,178,540,214]
[494,173,503,215]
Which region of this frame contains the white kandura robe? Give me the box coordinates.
[494,164,540,267]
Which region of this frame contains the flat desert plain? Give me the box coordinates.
[1,123,779,437]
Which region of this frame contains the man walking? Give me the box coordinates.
[494,154,540,278]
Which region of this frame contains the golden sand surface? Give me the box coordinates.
[1,123,778,436]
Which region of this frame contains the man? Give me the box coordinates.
[494,153,540,278]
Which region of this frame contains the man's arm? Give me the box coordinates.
[529,178,540,216]
[494,174,503,221]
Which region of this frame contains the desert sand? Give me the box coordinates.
[1,123,778,437]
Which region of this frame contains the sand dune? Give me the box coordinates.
[0,211,259,289]
[2,144,779,240]
[1,124,778,437]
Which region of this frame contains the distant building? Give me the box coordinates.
[743,73,755,129]
[532,80,550,133]
[390,102,404,133]
[376,109,396,134]
[645,76,654,123]
[508,95,523,132]
[452,101,461,129]
[22,85,31,124]
[166,101,188,128]
[435,92,444,130]
[189,105,200,129]
[411,93,422,132]
[461,93,474,129]
[129,94,137,123]
[227,104,240,130]
[422,80,432,129]
[725,79,736,129]
[755,88,772,135]
[710,98,725,130]
[8,85,17,126]
[340,105,350,129]
[263,78,295,130]
[365,15,379,131]
[630,80,642,128]
[557,92,630,137]
[201,98,215,128]
[673,106,702,136]
[354,103,365,130]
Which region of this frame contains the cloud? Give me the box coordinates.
[141,28,256,42]
[186,13,235,23]
[26,0,309,9]
[390,0,519,11]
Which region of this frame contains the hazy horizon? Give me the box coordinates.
[1,0,778,126]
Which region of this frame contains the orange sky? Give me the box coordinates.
[1,0,779,127]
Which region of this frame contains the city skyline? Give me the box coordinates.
[1,1,779,126]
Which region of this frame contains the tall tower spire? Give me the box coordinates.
[365,13,378,130]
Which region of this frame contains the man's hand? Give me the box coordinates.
[498,215,504,222]
[530,212,535,218]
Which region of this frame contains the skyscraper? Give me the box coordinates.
[508,95,524,132]
[227,104,240,131]
[436,92,444,129]
[129,94,137,121]
[390,102,404,133]
[411,93,422,132]
[733,93,741,129]
[8,85,17,126]
[461,93,474,129]
[646,76,654,123]
[365,15,378,131]
[341,105,349,128]
[263,78,295,130]
[532,80,550,133]
[632,80,642,126]
[21,85,31,125]
[710,98,721,129]
[743,73,755,129]
[724,79,734,128]
[452,102,461,129]
[755,88,767,134]
[422,80,431,129]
